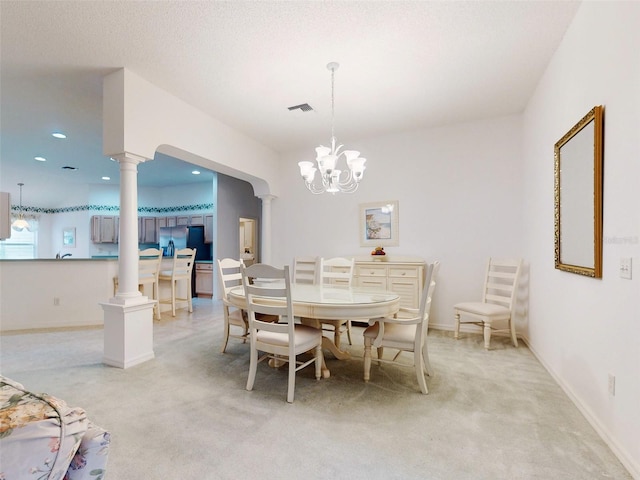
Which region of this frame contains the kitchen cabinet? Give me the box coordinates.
[156,217,177,229]
[354,258,425,309]
[176,215,189,226]
[190,215,204,226]
[195,262,213,297]
[140,217,157,243]
[204,215,214,244]
[91,215,118,243]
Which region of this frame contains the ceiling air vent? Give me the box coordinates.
[288,103,314,112]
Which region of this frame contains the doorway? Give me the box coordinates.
[239,217,257,266]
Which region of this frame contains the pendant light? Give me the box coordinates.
[11,183,30,232]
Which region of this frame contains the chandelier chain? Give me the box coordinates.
[330,66,335,143]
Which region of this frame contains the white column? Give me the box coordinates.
[259,194,275,265]
[102,151,155,369]
[112,153,146,304]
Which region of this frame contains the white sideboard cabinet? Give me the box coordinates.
[353,256,425,309]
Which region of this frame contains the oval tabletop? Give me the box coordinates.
[228,283,400,321]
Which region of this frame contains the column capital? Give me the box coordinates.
[109,151,150,165]
[258,194,277,203]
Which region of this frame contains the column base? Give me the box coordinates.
[101,299,156,369]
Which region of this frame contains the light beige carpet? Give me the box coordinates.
[0,299,631,479]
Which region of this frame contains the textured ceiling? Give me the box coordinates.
[0,0,580,206]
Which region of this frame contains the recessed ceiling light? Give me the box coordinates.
[34,156,46,162]
[102,176,111,181]
[52,132,66,139]
[192,170,201,175]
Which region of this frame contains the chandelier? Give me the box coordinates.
[298,62,366,194]
[11,183,30,232]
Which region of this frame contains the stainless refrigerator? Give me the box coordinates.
[159,227,188,257]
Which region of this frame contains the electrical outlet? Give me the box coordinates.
[608,374,616,396]
[53,297,60,306]
[620,257,632,280]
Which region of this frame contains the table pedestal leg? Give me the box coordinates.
[301,317,351,360]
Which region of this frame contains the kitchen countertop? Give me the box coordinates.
[0,257,119,261]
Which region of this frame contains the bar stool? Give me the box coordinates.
[159,248,197,316]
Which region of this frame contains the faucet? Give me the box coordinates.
[61,253,72,259]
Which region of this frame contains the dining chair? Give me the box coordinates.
[363,261,439,394]
[319,256,356,346]
[159,247,197,317]
[217,257,248,353]
[113,248,163,319]
[453,257,522,349]
[292,256,320,285]
[241,263,324,403]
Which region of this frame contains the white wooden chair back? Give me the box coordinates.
[481,258,522,315]
[415,261,440,351]
[138,248,162,284]
[241,263,293,337]
[319,257,355,287]
[293,256,320,285]
[170,248,197,281]
[217,257,244,300]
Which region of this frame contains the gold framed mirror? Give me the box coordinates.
[554,105,604,278]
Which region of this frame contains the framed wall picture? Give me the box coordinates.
[359,201,399,247]
[63,227,76,248]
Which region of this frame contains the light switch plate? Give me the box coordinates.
[620,257,632,280]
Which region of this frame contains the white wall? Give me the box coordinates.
[274,113,524,331]
[0,259,118,331]
[522,2,639,476]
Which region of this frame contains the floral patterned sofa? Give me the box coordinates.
[0,376,110,479]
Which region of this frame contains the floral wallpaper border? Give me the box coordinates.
[10,203,214,215]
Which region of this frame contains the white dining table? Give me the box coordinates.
[227,283,400,374]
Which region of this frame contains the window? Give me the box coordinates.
[0,225,37,259]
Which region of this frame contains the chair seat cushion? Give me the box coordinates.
[256,324,321,351]
[363,322,416,344]
[454,301,510,318]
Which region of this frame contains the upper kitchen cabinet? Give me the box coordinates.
[204,215,213,244]
[190,215,204,226]
[176,215,189,226]
[159,217,178,228]
[140,217,157,243]
[91,215,118,243]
